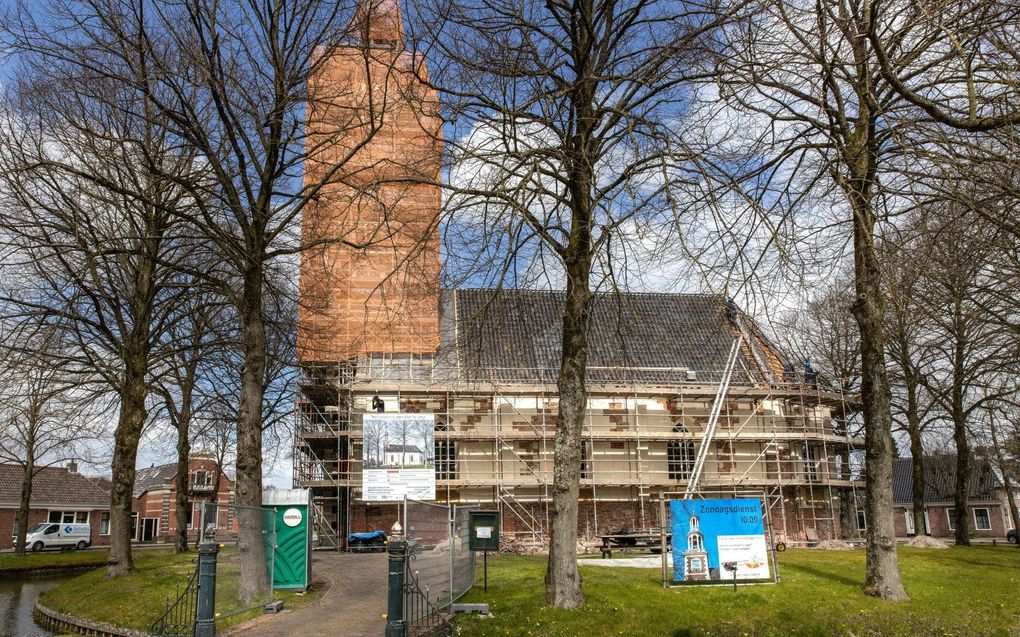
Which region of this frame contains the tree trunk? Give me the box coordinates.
[235,265,269,604]
[174,414,191,553]
[951,344,971,546]
[906,393,926,536]
[15,449,35,555]
[849,179,909,600]
[107,344,149,577]
[545,254,591,610]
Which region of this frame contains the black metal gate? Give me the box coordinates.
[403,546,447,635]
[150,562,199,637]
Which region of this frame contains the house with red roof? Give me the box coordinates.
[0,461,111,550]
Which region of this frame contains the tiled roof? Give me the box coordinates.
[133,463,178,497]
[0,463,109,508]
[385,445,422,454]
[441,289,778,384]
[892,455,1001,504]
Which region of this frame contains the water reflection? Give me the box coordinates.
[0,577,60,637]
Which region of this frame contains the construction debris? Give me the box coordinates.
[813,539,855,550]
[497,536,546,555]
[906,535,949,549]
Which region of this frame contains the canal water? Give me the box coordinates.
[0,577,61,637]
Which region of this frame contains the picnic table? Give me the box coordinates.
[598,531,671,558]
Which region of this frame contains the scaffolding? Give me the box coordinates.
[293,354,864,549]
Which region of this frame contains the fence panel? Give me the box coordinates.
[402,498,479,631]
[200,502,277,621]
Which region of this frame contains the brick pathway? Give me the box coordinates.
[229,552,387,637]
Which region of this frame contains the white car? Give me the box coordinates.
[18,522,92,551]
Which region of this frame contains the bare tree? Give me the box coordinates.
[772,271,863,539]
[409,0,739,607]
[881,229,938,538]
[714,0,928,599]
[0,55,201,575]
[865,0,1020,132]
[904,208,1012,545]
[0,326,101,555]
[983,402,1020,548]
[2,0,403,598]
[153,288,229,553]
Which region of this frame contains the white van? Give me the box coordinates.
[19,523,92,551]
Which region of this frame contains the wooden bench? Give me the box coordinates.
[599,532,671,558]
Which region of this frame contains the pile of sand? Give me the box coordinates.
[813,539,855,550]
[906,535,949,549]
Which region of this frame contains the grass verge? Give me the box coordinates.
[39,547,319,632]
[0,549,112,574]
[454,546,1020,637]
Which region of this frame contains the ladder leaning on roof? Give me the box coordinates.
[684,337,742,499]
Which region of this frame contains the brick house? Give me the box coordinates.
[0,461,111,550]
[890,455,1015,539]
[131,453,235,543]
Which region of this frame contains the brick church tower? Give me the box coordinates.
[298,0,441,364]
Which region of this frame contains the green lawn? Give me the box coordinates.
[39,547,319,632]
[454,547,1020,637]
[0,548,114,574]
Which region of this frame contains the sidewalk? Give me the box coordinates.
[229,551,387,637]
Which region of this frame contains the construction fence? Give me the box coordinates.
[403,499,478,612]
[198,502,277,620]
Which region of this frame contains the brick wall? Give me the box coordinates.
[892,502,1007,538]
[0,507,111,550]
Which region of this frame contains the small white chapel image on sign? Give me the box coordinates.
[362,413,436,502]
[363,413,435,469]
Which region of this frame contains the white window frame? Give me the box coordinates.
[904,510,915,535]
[856,509,867,531]
[99,512,110,535]
[923,508,931,535]
[48,510,90,525]
[973,507,991,531]
[947,508,956,531]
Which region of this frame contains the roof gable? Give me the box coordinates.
[892,455,1001,504]
[443,289,780,384]
[0,463,109,508]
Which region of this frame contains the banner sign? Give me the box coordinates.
[670,498,770,582]
[362,413,436,501]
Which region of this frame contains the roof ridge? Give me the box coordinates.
[445,287,723,299]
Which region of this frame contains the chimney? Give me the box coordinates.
[67,460,78,474]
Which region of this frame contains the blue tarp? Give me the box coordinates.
[347,531,386,542]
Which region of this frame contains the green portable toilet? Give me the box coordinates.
[264,488,313,591]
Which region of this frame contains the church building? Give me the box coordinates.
[294,0,861,549]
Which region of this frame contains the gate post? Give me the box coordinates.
[195,542,220,637]
[385,522,407,637]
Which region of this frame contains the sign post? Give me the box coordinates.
[468,511,500,593]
